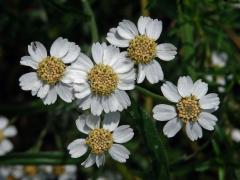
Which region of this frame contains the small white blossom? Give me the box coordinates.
[67,112,134,168]
[106,16,177,84]
[153,76,220,141]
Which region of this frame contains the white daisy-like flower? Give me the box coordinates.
[67,42,135,115]
[67,112,134,168]
[0,166,23,180]
[211,51,228,68]
[0,116,17,156]
[106,16,177,84]
[19,37,81,105]
[0,165,47,180]
[43,165,77,180]
[152,76,220,141]
[231,128,240,143]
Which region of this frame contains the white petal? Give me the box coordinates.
[96,154,105,168]
[109,144,130,163]
[144,60,164,84]
[64,165,77,173]
[103,45,120,65]
[117,68,136,90]
[0,139,13,153]
[199,93,220,109]
[37,84,50,98]
[86,114,100,130]
[198,112,217,131]
[90,96,103,116]
[114,90,131,110]
[161,81,181,102]
[192,79,208,99]
[113,125,134,143]
[146,19,162,40]
[77,95,92,110]
[55,83,73,103]
[74,84,91,99]
[137,16,152,35]
[67,139,88,158]
[62,42,80,63]
[120,20,138,36]
[109,94,120,112]
[19,72,42,92]
[114,60,134,74]
[137,64,145,84]
[185,122,202,141]
[28,41,47,62]
[0,116,8,129]
[3,126,17,137]
[117,20,137,40]
[103,112,120,132]
[156,43,177,61]
[177,76,193,97]
[43,87,57,105]
[73,53,94,71]
[20,56,38,69]
[106,28,129,47]
[81,153,96,168]
[153,104,177,121]
[62,68,87,84]
[50,37,70,58]
[163,118,182,138]
[76,115,91,134]
[92,42,104,64]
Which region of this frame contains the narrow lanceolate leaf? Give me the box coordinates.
[129,99,170,180]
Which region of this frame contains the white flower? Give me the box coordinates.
[43,165,77,180]
[152,76,220,141]
[67,112,134,168]
[231,128,240,142]
[211,51,228,68]
[0,165,48,180]
[106,16,177,84]
[19,37,81,105]
[0,116,17,156]
[67,42,136,115]
[0,165,23,179]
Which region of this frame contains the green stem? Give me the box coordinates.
[135,85,167,102]
[82,0,99,42]
[0,152,82,165]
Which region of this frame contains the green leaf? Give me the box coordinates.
[129,99,170,180]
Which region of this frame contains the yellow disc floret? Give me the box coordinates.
[37,56,66,85]
[52,165,65,176]
[85,128,113,154]
[127,35,157,64]
[177,95,201,123]
[24,165,38,176]
[87,64,118,96]
[0,130,5,142]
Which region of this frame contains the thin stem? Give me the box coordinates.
[0,152,82,165]
[135,85,167,102]
[82,0,99,42]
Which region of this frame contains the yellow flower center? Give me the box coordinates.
[37,56,66,85]
[24,165,38,176]
[85,128,113,154]
[6,176,16,180]
[0,130,5,142]
[127,35,157,64]
[52,166,65,176]
[177,95,201,123]
[87,64,118,96]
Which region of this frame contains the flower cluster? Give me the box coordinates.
[19,16,220,168]
[0,165,77,180]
